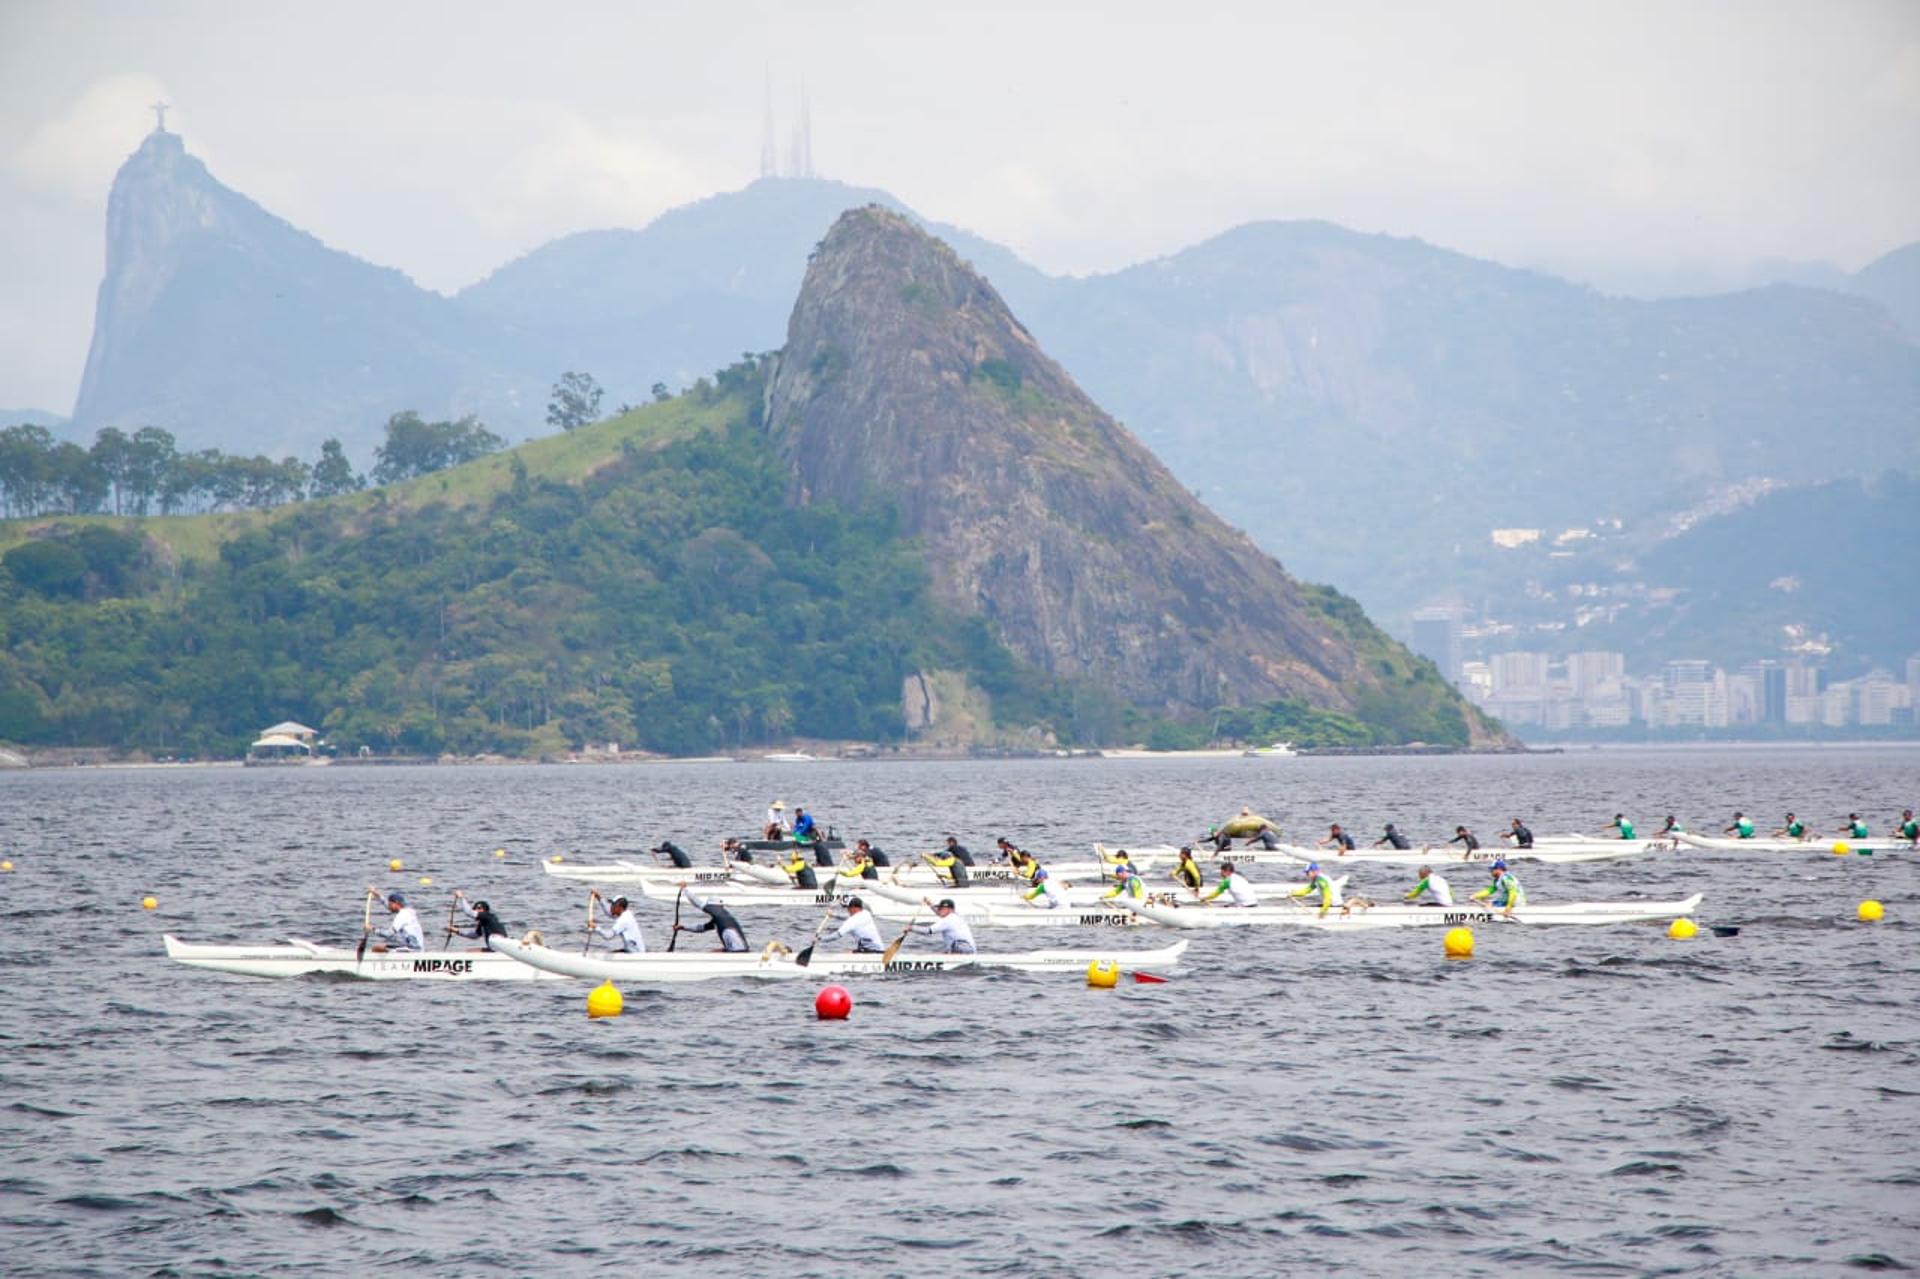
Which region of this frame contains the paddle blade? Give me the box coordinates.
[1132,971,1169,985]
[795,944,815,968]
[880,937,906,965]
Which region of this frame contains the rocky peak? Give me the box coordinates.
[763,205,1480,728]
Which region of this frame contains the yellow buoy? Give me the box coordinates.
[141,895,158,910]
[549,854,564,864]
[1858,899,1885,922]
[493,849,506,859]
[1832,842,1850,856]
[1668,917,1698,940]
[1086,958,1119,988]
[586,980,624,1018]
[0,860,13,872]
[417,876,433,887]
[388,858,405,871]
[1443,926,1474,958]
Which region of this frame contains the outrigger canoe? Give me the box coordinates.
[1265,841,1667,866]
[165,934,568,980]
[544,859,1064,888]
[1672,832,1904,854]
[490,935,1188,980]
[1120,893,1705,931]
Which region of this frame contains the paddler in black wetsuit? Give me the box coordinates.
[653,840,694,868]
[676,883,749,952]
[839,846,879,880]
[855,838,889,868]
[1499,819,1534,850]
[451,891,508,950]
[1449,825,1481,852]
[942,835,976,867]
[1373,823,1413,850]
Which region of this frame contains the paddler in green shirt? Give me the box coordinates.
[1606,813,1636,840]
[1722,812,1755,839]
[1100,864,1148,902]
[1288,862,1340,916]
[1655,815,1685,838]
[1470,860,1525,918]
[1838,813,1869,840]
[1771,812,1807,840]
[1896,809,1918,846]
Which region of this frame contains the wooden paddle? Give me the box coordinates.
[666,886,684,953]
[442,892,460,950]
[793,902,838,968]
[880,909,921,965]
[582,890,597,955]
[354,887,376,969]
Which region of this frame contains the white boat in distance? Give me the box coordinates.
[1242,741,1297,757]
[1673,831,1908,854]
[1121,893,1704,931]
[761,751,818,762]
[490,935,1188,981]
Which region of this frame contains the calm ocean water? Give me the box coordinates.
[1,747,1915,1277]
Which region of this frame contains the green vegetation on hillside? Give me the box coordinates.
[0,371,988,756]
[1,360,1481,757]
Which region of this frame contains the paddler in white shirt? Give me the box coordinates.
[764,800,789,840]
[833,896,887,953]
[1403,865,1454,906]
[914,898,978,954]
[1288,863,1341,915]
[1204,861,1260,907]
[588,891,647,952]
[366,889,425,952]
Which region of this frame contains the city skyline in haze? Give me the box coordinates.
[3,0,1917,412]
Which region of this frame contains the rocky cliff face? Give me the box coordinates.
[72,129,535,458]
[762,205,1490,736]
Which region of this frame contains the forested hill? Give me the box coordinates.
[0,366,1476,758]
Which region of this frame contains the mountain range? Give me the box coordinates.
[61,128,1920,645]
[2,209,1489,755]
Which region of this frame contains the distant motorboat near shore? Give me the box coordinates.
[761,751,818,763]
[1242,741,1297,758]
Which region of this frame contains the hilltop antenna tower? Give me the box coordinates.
[151,100,171,133]
[789,80,813,179]
[759,72,777,178]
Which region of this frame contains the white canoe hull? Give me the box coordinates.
[548,859,1069,888]
[1092,842,1305,868]
[491,935,1188,980]
[1266,840,1664,866]
[1674,832,1903,854]
[164,934,568,980]
[1122,892,1705,930]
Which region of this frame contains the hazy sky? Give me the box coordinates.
[3,0,1917,413]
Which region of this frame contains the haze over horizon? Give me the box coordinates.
[3,0,1917,413]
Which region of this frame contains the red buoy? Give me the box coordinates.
[814,985,852,1020]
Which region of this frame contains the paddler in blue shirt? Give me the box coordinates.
[1723,812,1756,839]
[1316,823,1357,854]
[1470,861,1525,918]
[1606,814,1637,840]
